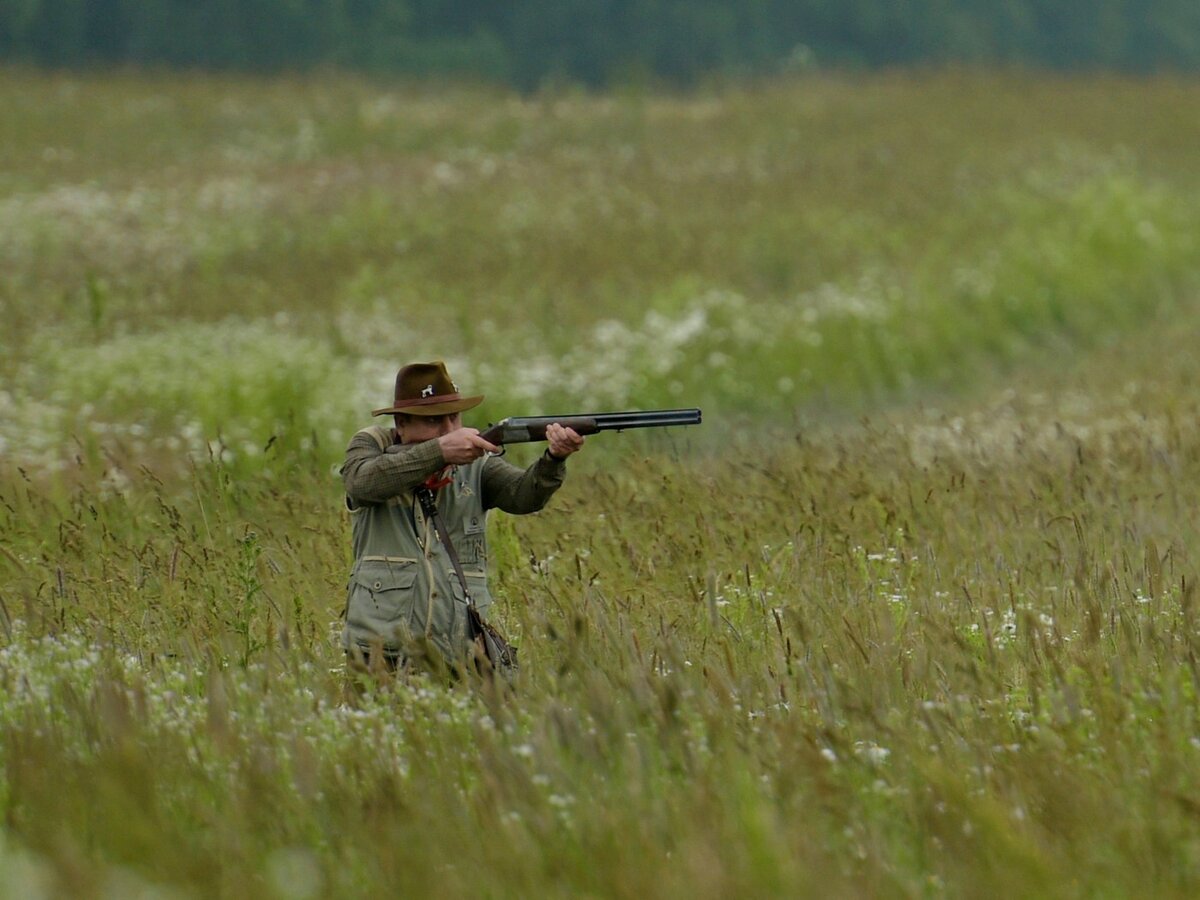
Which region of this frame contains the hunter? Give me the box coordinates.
[340,360,584,673]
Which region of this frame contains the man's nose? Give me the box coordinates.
[438,418,454,435]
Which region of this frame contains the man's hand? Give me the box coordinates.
[546,423,585,460]
[438,428,500,465]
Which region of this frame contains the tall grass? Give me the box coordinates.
[3,69,1200,896]
[5,334,1200,895]
[3,70,1200,468]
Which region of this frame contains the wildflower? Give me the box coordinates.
[854,742,891,764]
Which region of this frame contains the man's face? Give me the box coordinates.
[396,412,462,444]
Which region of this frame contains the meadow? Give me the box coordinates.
[2,68,1200,897]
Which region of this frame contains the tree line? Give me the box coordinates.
[2,0,1199,88]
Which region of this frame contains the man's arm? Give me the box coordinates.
[341,431,445,506]
[481,423,584,513]
[481,450,567,514]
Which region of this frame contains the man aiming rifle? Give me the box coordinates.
[340,360,699,677]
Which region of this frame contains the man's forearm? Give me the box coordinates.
[482,451,566,514]
[342,434,445,505]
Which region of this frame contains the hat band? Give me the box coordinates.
[391,392,463,409]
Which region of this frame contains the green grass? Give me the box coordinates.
[3,68,1200,897]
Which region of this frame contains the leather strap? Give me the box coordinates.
[415,485,517,679]
[413,485,476,610]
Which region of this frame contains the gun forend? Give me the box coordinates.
[479,407,701,446]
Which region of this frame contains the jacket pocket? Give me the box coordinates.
[457,534,487,566]
[448,568,493,617]
[347,559,425,647]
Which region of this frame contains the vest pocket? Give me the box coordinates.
[348,559,424,646]
[458,535,486,566]
[448,569,493,616]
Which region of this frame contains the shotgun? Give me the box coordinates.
[479,408,701,446]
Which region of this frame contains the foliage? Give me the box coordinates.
[2,70,1200,896]
[3,71,1199,472]
[6,332,1200,895]
[2,0,1200,87]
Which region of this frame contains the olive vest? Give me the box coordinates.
[343,426,494,665]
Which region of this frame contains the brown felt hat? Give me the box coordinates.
[371,361,484,417]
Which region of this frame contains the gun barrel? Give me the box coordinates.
[578,408,702,432]
[481,408,701,445]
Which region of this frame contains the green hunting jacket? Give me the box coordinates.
[341,425,566,666]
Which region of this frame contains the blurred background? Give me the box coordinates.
[2,1,1200,475]
[6,7,1200,897]
[3,0,1200,87]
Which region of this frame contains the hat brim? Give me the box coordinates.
[372,395,484,417]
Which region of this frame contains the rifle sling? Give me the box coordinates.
[413,484,478,614]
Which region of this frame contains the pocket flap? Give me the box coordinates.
[353,559,419,592]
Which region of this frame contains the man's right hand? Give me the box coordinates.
[438,428,500,465]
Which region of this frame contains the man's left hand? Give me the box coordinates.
[546,423,585,460]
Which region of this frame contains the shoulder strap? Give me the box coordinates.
[417,485,518,678]
[414,485,476,610]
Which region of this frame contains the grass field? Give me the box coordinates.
[3,68,1200,897]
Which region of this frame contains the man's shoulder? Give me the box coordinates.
[348,425,392,452]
